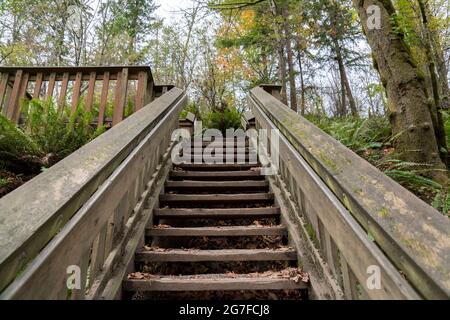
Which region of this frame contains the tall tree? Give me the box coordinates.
[352,0,448,182]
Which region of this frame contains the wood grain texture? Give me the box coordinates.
[123,276,307,292]
[136,248,297,262]
[250,86,450,299]
[0,88,185,295]
[146,226,287,237]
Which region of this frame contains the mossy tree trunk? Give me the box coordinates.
[352,0,448,183]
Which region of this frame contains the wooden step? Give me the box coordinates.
[160,193,274,205]
[187,148,254,154]
[165,180,268,192]
[136,248,297,263]
[123,274,307,292]
[170,171,264,181]
[182,141,251,148]
[154,207,280,220]
[175,164,258,171]
[146,226,287,237]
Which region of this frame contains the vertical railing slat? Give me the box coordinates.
[6,70,23,122]
[71,71,83,114]
[113,68,128,126]
[46,72,56,100]
[85,72,97,112]
[0,72,9,114]
[15,72,30,122]
[135,71,147,111]
[340,253,359,300]
[98,71,110,129]
[58,72,70,112]
[33,72,44,99]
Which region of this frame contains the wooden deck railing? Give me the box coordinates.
[0,87,187,299]
[249,85,450,300]
[0,66,173,127]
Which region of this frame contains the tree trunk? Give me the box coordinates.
[282,5,298,112]
[269,0,288,105]
[352,0,447,183]
[334,38,358,117]
[417,0,448,164]
[296,44,306,115]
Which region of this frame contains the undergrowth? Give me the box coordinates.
[0,99,106,197]
[306,115,449,217]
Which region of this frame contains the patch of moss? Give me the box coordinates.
[378,207,389,218]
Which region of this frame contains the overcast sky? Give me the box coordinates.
[154,0,195,20]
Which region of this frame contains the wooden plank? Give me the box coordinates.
[250,87,450,299]
[0,88,186,296]
[160,193,274,204]
[254,99,423,300]
[146,226,287,237]
[0,72,9,114]
[165,180,268,190]
[340,253,359,300]
[155,207,280,220]
[15,72,30,122]
[58,72,70,112]
[84,72,96,112]
[123,276,306,292]
[89,225,107,284]
[0,66,151,79]
[176,163,258,171]
[98,71,110,129]
[251,90,422,300]
[136,248,297,263]
[113,68,128,126]
[145,78,154,105]
[33,72,43,99]
[6,70,23,122]
[46,72,56,100]
[71,71,83,114]
[135,71,148,111]
[170,170,264,181]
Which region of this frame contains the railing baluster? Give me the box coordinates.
[6,70,23,123]
[72,248,91,300]
[340,253,359,300]
[85,72,96,112]
[46,72,56,100]
[71,71,83,114]
[58,72,70,112]
[98,71,110,129]
[135,71,147,111]
[0,72,9,114]
[113,68,129,126]
[16,72,30,122]
[33,72,43,99]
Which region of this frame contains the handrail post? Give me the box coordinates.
[259,84,283,101]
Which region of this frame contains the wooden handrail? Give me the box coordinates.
[249,85,450,300]
[0,66,156,127]
[0,87,187,299]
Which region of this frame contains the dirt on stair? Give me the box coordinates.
[123,138,309,300]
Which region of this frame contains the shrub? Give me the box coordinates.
[25,99,106,162]
[204,108,242,133]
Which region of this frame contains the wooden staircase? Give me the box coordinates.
[123,138,308,300]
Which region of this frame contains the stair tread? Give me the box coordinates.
[176,164,259,171]
[160,193,274,201]
[170,171,264,181]
[136,248,297,262]
[147,225,287,237]
[123,273,307,291]
[154,207,280,219]
[166,181,268,187]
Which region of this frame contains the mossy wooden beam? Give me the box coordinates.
[250,86,450,299]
